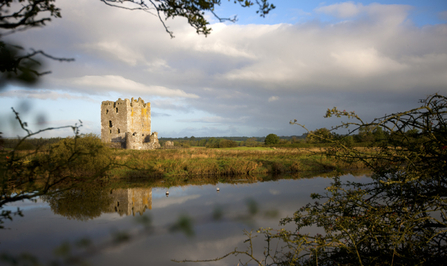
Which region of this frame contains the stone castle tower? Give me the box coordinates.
[101,97,160,149]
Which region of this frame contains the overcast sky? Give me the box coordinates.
[1,0,446,138]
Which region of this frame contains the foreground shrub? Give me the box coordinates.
[194,93,447,265]
[1,112,113,228]
[42,134,112,177]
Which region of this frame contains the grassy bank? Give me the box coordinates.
[3,136,368,188]
[109,147,366,179]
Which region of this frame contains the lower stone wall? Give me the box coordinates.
[124,131,160,150]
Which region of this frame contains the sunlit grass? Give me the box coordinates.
[108,147,367,179]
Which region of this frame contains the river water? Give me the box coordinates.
[1,173,367,265]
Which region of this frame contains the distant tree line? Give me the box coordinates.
[158,135,307,148]
[164,127,425,149]
[306,125,421,147]
[2,127,411,151]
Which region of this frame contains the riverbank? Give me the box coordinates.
[1,138,368,197]
[108,146,367,180]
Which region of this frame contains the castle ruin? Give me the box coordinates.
[101,97,160,149]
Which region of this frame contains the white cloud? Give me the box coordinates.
[330,47,407,77]
[316,2,412,28]
[82,41,142,66]
[70,75,199,98]
[151,99,191,111]
[268,96,279,102]
[0,89,93,101]
[193,39,256,59]
[145,59,171,72]
[316,2,364,18]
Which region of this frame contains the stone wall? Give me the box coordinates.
[101,98,131,148]
[128,97,151,140]
[164,141,174,148]
[142,132,161,150]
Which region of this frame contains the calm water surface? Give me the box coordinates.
[1,174,366,265]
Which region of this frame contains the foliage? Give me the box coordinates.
[278,138,290,145]
[218,138,238,148]
[0,0,74,87]
[101,0,275,38]
[264,133,279,145]
[306,127,333,143]
[204,137,218,148]
[0,108,113,228]
[34,133,112,178]
[283,94,447,265]
[203,137,238,148]
[0,0,61,32]
[245,137,260,147]
[354,124,374,143]
[372,125,386,141]
[209,93,447,265]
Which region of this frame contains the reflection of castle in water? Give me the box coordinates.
[108,188,152,216]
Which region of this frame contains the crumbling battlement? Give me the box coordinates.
[101,97,160,149]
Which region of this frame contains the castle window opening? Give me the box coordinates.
[109,120,112,128]
[110,130,112,134]
[118,129,120,133]
[106,109,109,114]
[116,107,118,113]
